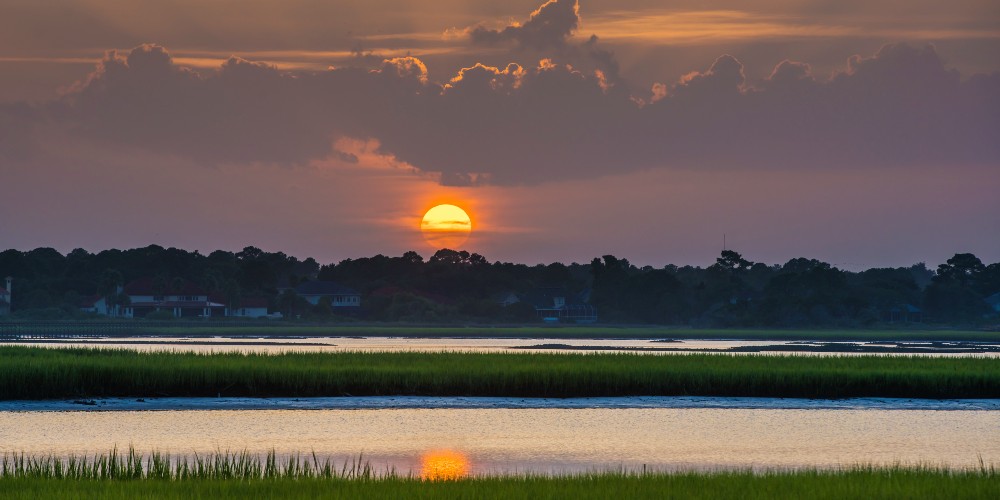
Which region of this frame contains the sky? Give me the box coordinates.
[0,0,998,269]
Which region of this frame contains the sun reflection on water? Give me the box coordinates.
[419,449,470,480]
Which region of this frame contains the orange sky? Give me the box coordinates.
[0,1,997,268]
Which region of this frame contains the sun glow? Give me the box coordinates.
[419,449,471,480]
[421,204,472,249]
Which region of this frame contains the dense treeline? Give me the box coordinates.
[0,245,998,327]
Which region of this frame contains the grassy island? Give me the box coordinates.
[2,346,999,400]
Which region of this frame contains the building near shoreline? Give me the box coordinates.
[222,297,270,318]
[82,277,269,318]
[294,281,362,311]
[519,287,597,323]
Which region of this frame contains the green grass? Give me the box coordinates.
[0,449,996,499]
[3,473,997,500]
[2,346,999,399]
[1,448,377,481]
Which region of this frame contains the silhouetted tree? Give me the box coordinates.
[924,253,989,323]
[0,244,997,326]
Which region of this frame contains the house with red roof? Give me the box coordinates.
[85,277,270,319]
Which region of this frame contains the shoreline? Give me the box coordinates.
[2,395,999,412]
[6,337,1000,356]
[3,326,998,343]
[511,341,1000,354]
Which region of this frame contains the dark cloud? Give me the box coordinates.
[54,45,438,165]
[637,43,999,170]
[332,150,359,164]
[765,60,815,93]
[672,54,746,97]
[584,35,621,85]
[469,0,579,51]
[445,63,525,95]
[439,172,487,187]
[2,2,997,186]
[467,2,623,94]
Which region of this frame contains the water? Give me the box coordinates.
[4,396,999,412]
[6,337,999,356]
[2,402,997,474]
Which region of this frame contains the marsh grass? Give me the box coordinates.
[1,448,379,481]
[0,450,996,499]
[1,346,999,399]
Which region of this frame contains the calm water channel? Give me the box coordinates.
[8,337,1000,356]
[4,340,998,475]
[2,405,998,474]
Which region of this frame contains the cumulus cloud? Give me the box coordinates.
[55,44,441,165]
[583,34,621,86]
[768,60,812,85]
[639,43,999,169]
[673,54,746,97]
[465,1,618,87]
[446,63,525,95]
[469,0,580,50]
[2,1,998,186]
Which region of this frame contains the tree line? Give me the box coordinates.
[0,245,998,327]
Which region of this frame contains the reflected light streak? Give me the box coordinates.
[419,449,471,480]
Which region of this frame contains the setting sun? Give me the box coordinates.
[0,0,995,495]
[421,204,472,249]
[419,449,471,480]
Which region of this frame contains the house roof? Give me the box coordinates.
[130,300,225,308]
[123,277,207,296]
[294,281,359,296]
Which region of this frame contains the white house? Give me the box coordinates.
[87,277,276,319]
[294,281,361,309]
[519,287,597,323]
[112,277,224,318]
[220,297,270,318]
